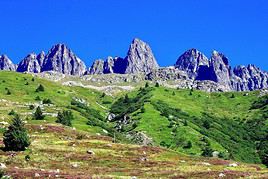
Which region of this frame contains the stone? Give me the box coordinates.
[17,53,41,73]
[87,150,95,155]
[0,55,16,71]
[41,44,86,76]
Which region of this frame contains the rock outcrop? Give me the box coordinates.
[17,53,41,73]
[0,55,16,71]
[41,44,86,76]
[175,49,209,79]
[123,38,159,74]
[88,38,158,75]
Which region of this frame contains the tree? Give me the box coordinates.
[145,82,149,88]
[36,84,44,92]
[3,114,30,151]
[56,110,74,126]
[33,106,44,120]
[172,91,176,96]
[6,88,11,95]
[203,120,211,129]
[155,82,160,87]
[8,109,16,116]
[230,94,235,98]
[183,141,192,149]
[124,94,130,103]
[140,106,145,113]
[201,146,213,157]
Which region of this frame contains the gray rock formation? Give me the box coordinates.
[41,44,86,76]
[0,55,16,71]
[175,49,209,79]
[89,59,104,75]
[17,53,41,73]
[88,38,158,75]
[123,38,159,74]
[232,64,268,91]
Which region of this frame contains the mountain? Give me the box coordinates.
[0,38,268,92]
[17,53,41,73]
[175,48,209,79]
[0,55,16,71]
[123,38,159,74]
[88,38,158,75]
[41,44,86,76]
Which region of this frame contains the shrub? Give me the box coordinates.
[29,105,35,110]
[25,154,30,161]
[31,78,35,82]
[183,141,192,149]
[36,84,44,92]
[230,94,235,98]
[33,106,44,120]
[3,114,30,151]
[203,120,211,129]
[25,82,29,85]
[42,98,52,104]
[6,88,11,95]
[56,110,74,126]
[8,109,16,116]
[0,169,5,178]
[35,96,41,101]
[101,92,106,98]
[201,146,213,157]
[145,82,149,88]
[140,106,145,113]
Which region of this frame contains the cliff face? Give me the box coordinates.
[17,53,41,73]
[1,38,268,92]
[89,38,158,75]
[0,55,16,71]
[41,44,86,76]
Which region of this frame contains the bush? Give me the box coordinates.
[42,98,52,104]
[6,88,11,95]
[203,120,211,129]
[145,82,149,88]
[35,96,41,101]
[36,84,44,92]
[8,109,16,116]
[25,81,29,85]
[0,169,5,178]
[230,94,235,98]
[33,106,44,120]
[183,141,192,149]
[140,106,145,113]
[29,105,35,110]
[3,114,30,151]
[56,110,74,126]
[25,154,30,161]
[201,146,213,157]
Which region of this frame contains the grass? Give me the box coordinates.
[0,71,267,177]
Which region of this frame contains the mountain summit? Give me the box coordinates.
[1,38,267,92]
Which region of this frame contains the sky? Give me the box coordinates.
[0,0,267,70]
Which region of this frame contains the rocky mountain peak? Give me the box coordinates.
[0,54,16,71]
[175,48,209,79]
[124,38,159,74]
[41,43,86,76]
[17,53,41,73]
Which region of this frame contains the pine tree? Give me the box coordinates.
[33,106,44,120]
[36,84,44,92]
[145,82,149,88]
[3,114,30,151]
[56,110,74,126]
[155,82,160,87]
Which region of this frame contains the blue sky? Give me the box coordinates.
[0,0,267,70]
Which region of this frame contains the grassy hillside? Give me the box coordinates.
[0,71,267,178]
[110,85,268,165]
